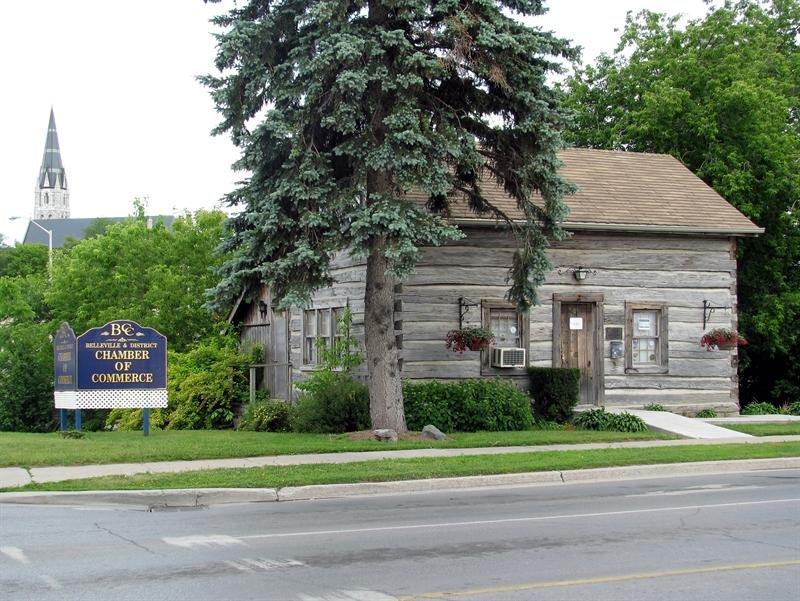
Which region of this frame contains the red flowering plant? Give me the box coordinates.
[700,328,748,351]
[446,327,495,353]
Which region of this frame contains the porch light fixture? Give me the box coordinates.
[258,300,269,319]
[557,266,597,282]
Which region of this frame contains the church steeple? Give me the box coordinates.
[34,108,70,220]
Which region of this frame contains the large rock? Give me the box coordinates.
[420,424,447,441]
[372,428,398,442]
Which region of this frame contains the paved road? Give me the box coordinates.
[1,470,799,600]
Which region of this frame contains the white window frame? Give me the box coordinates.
[625,302,669,374]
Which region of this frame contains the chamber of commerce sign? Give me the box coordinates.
[77,320,167,389]
[54,320,168,410]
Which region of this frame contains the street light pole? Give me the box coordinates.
[9,217,53,281]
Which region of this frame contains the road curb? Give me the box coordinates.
[1,458,797,507]
[0,488,278,508]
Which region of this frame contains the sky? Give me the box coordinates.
[0,0,710,243]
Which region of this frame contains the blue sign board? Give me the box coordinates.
[76,320,167,390]
[54,322,77,391]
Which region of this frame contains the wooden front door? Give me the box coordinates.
[559,303,598,405]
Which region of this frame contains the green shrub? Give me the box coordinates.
[532,417,564,430]
[238,398,292,432]
[696,408,718,418]
[59,429,86,439]
[292,372,370,433]
[643,403,666,411]
[787,401,800,416]
[105,408,168,431]
[741,401,779,415]
[403,378,533,432]
[166,336,250,429]
[610,411,649,433]
[573,407,614,430]
[0,321,54,432]
[528,367,580,423]
[573,407,648,432]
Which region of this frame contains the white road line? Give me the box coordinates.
[237,497,800,541]
[38,575,62,590]
[162,534,245,549]
[299,591,399,601]
[0,546,30,564]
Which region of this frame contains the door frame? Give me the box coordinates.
[552,293,605,405]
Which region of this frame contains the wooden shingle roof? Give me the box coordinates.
[412,148,763,236]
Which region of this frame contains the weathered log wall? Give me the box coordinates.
[281,228,740,413]
[398,228,739,414]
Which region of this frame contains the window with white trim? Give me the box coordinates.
[625,302,669,373]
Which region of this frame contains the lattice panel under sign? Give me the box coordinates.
[55,389,168,409]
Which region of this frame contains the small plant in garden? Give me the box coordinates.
[445,327,495,353]
[238,396,292,432]
[696,408,718,418]
[59,429,86,439]
[573,407,613,431]
[786,401,800,416]
[700,328,747,351]
[531,417,564,430]
[294,308,369,433]
[314,308,362,372]
[573,408,648,433]
[643,403,666,411]
[611,412,649,433]
[741,401,779,415]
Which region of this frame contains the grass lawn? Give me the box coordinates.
[9,441,799,492]
[723,422,800,436]
[0,428,673,468]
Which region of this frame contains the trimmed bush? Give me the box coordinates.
[787,401,800,416]
[741,401,779,415]
[403,378,533,432]
[238,398,292,432]
[528,367,580,423]
[292,372,370,433]
[643,403,666,411]
[696,408,718,418]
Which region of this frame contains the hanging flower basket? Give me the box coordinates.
[446,327,495,354]
[700,328,747,351]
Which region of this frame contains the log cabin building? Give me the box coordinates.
[228,148,763,415]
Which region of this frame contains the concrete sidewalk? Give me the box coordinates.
[2,434,799,489]
[606,409,754,439]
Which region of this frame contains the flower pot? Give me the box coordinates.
[468,340,488,351]
[716,342,734,350]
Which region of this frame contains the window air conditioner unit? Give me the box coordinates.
[490,347,526,368]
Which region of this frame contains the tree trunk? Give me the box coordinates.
[363,0,404,432]
[364,234,407,433]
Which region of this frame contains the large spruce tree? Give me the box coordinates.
[203,0,575,431]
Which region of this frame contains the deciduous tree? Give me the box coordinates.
[563,0,800,405]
